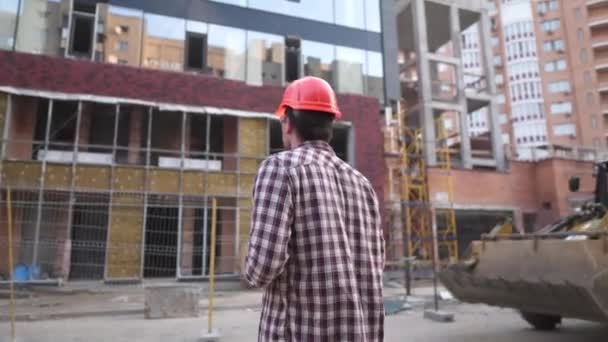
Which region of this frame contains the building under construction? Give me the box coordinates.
[0,0,386,282]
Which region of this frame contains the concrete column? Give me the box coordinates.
[412,0,437,166]
[450,4,473,169]
[479,10,506,171]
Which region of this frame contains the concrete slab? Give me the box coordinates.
[199,330,221,342]
[144,286,201,319]
[424,309,455,323]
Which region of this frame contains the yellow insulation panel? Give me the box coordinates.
[241,159,263,173]
[206,173,237,195]
[106,197,144,279]
[148,169,179,193]
[183,172,204,194]
[239,118,267,157]
[45,164,71,189]
[75,166,111,189]
[2,161,41,188]
[239,174,256,194]
[113,167,145,192]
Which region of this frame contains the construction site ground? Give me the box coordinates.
[0,282,605,342]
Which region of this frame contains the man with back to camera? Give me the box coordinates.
[244,76,385,341]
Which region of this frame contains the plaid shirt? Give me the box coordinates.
[245,141,385,342]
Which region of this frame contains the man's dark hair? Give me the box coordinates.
[285,107,334,142]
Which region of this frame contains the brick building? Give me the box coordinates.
[0,0,387,282]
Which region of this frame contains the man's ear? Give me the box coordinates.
[285,116,295,135]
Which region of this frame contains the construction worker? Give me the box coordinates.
[245,76,385,341]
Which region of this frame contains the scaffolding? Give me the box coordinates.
[434,114,459,263]
[385,100,459,281]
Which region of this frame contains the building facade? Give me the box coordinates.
[487,0,605,159]
[0,0,388,282]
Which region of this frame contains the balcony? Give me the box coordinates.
[599,82,608,93]
[588,0,608,8]
[595,57,608,70]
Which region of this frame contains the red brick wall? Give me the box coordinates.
[7,96,37,160]
[429,159,595,231]
[0,51,384,212]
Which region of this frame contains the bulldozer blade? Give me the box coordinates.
[439,239,608,323]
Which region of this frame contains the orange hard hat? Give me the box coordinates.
[276,76,342,119]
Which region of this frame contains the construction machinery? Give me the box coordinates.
[440,162,608,330]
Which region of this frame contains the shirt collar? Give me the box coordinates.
[296,140,335,154]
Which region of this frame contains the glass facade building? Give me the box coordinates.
[0,0,386,103]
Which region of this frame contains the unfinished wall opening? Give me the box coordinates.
[33,100,78,159]
[144,206,179,278]
[150,110,182,167]
[85,104,116,154]
[285,36,301,83]
[116,106,148,165]
[186,32,208,71]
[331,125,351,163]
[269,119,283,155]
[69,1,96,58]
[69,194,110,280]
[454,210,513,257]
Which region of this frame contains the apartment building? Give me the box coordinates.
[485,0,604,159]
[0,0,389,282]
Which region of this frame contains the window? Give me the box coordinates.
[366,51,384,102]
[98,5,144,67]
[543,39,564,52]
[0,0,19,50]
[365,0,382,32]
[587,92,595,105]
[544,59,567,72]
[249,0,333,24]
[553,123,576,136]
[185,20,208,71]
[246,31,284,86]
[491,37,499,47]
[548,81,571,93]
[541,19,560,33]
[550,102,572,114]
[334,0,365,29]
[142,14,186,71]
[577,29,584,41]
[584,71,592,85]
[580,49,589,64]
[207,24,246,81]
[592,115,598,129]
[116,41,129,51]
[301,40,335,85]
[575,8,583,20]
[335,46,366,95]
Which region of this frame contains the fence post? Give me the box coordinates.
[7,186,17,341]
[202,197,220,341]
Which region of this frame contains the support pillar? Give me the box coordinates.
[412,0,437,166]
[479,10,506,171]
[450,4,473,169]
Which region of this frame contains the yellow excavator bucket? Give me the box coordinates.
[440,233,608,323]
